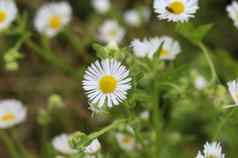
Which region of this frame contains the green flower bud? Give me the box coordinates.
[69,131,90,150]
[48,94,64,111]
[37,109,51,126]
[5,62,19,71]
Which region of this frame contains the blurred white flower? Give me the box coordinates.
[0,0,17,30]
[124,10,141,27]
[157,36,181,60]
[116,133,136,151]
[0,99,26,129]
[194,75,207,90]
[227,80,238,105]
[140,111,150,120]
[227,1,238,29]
[83,59,131,108]
[124,7,151,27]
[84,139,101,155]
[196,142,225,158]
[92,0,110,14]
[131,37,160,59]
[97,20,125,44]
[52,134,77,155]
[34,2,72,38]
[153,0,199,22]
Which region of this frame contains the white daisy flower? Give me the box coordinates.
[227,80,238,105]
[196,142,225,158]
[116,133,136,151]
[0,0,17,30]
[92,0,110,14]
[34,2,72,38]
[52,134,77,155]
[84,139,101,155]
[97,20,125,44]
[131,37,160,59]
[153,0,199,22]
[157,36,181,60]
[227,1,238,29]
[0,99,26,129]
[83,59,132,108]
[194,75,207,90]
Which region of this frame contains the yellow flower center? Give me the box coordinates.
[49,16,62,29]
[0,10,7,23]
[160,49,169,57]
[99,75,117,94]
[166,1,185,14]
[1,113,16,121]
[122,136,133,144]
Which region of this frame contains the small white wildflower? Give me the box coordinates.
[227,1,238,29]
[124,10,141,27]
[116,133,136,151]
[227,80,238,105]
[82,59,132,108]
[84,139,101,155]
[0,0,17,30]
[140,111,150,120]
[131,37,160,59]
[52,134,77,155]
[153,0,199,22]
[0,99,26,129]
[97,20,125,44]
[157,36,181,60]
[92,0,110,14]
[194,75,207,90]
[196,142,225,158]
[34,2,72,38]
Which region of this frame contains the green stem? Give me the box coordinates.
[88,119,127,140]
[197,42,217,84]
[10,129,37,158]
[25,39,83,81]
[152,82,161,158]
[214,108,237,140]
[0,130,19,158]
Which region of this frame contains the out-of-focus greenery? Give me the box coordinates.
[1,0,238,158]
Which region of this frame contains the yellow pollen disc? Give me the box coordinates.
[0,10,7,23]
[99,75,117,94]
[122,136,133,144]
[167,1,185,14]
[49,16,62,29]
[160,49,169,57]
[208,155,216,158]
[1,113,16,121]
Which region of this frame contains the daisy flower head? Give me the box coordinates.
[92,0,110,14]
[97,20,125,44]
[0,0,17,30]
[227,80,238,105]
[34,2,72,38]
[116,133,136,151]
[83,59,132,108]
[130,37,160,59]
[0,99,26,129]
[84,139,101,155]
[196,142,225,158]
[226,1,238,29]
[157,36,181,60]
[153,0,199,22]
[52,134,77,155]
